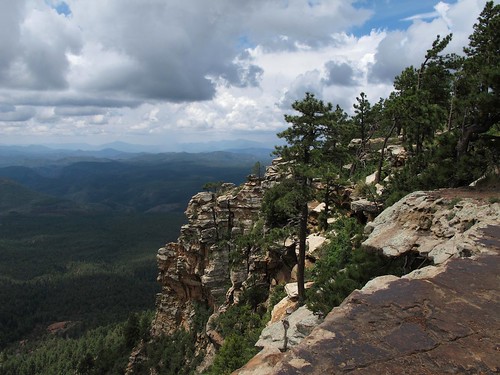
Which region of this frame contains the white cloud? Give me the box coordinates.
[0,0,494,147]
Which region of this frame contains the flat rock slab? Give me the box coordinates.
[269,238,500,374]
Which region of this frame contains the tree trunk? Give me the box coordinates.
[376,122,397,183]
[456,117,497,158]
[322,182,331,231]
[297,202,308,305]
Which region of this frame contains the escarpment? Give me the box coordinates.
[127,147,500,375]
[148,160,292,361]
[237,189,500,374]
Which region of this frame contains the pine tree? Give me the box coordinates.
[455,1,500,157]
[274,92,333,304]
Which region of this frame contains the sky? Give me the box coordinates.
[0,0,495,150]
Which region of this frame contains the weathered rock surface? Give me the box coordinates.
[255,305,323,351]
[233,347,284,375]
[152,177,266,336]
[305,233,328,259]
[246,189,500,375]
[363,190,500,263]
[350,198,382,221]
[269,297,298,325]
[284,282,314,301]
[268,245,500,374]
[151,159,296,361]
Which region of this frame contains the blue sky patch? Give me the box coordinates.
[352,0,457,35]
[55,1,71,16]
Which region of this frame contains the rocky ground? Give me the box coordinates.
[235,189,500,374]
[129,148,499,374]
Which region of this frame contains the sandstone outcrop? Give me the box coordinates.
[255,305,322,351]
[152,177,265,336]
[237,189,500,374]
[363,189,500,263]
[146,153,500,375]
[151,159,293,359]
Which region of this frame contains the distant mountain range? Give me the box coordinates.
[0,141,275,167]
[0,149,273,214]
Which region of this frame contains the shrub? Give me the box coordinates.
[307,217,413,315]
[261,179,308,228]
[204,334,258,375]
[205,303,266,374]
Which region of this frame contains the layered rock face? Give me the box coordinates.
[152,161,285,337]
[236,189,500,374]
[152,180,259,335]
[363,189,499,263]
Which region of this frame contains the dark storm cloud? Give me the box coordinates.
[68,0,252,102]
[54,106,106,117]
[0,1,24,73]
[0,0,373,111]
[65,0,371,103]
[0,106,36,122]
[222,62,264,88]
[322,61,356,86]
[368,31,415,83]
[278,70,323,109]
[0,91,141,109]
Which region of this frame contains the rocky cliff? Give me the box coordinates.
[131,150,499,374]
[135,160,294,370]
[235,189,500,374]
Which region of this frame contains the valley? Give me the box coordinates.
[0,147,267,373]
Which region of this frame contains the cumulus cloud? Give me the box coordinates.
[0,1,81,90]
[278,70,324,109]
[241,0,372,50]
[0,0,493,146]
[59,0,371,102]
[368,0,484,84]
[0,106,36,122]
[322,61,357,86]
[0,1,24,74]
[54,106,106,117]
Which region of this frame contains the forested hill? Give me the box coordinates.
[0,149,269,366]
[0,151,272,213]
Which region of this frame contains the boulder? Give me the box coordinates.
[362,190,500,263]
[312,202,325,213]
[255,305,323,350]
[232,346,283,375]
[351,198,382,221]
[284,282,314,300]
[269,296,299,324]
[306,233,328,259]
[365,171,377,185]
[263,189,500,374]
[267,244,500,374]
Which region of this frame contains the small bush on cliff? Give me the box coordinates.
[205,334,257,375]
[205,304,265,375]
[307,217,405,315]
[210,304,263,339]
[205,283,291,375]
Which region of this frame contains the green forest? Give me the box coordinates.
[0,152,263,373]
[0,212,186,373]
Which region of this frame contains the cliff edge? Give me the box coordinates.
[236,189,500,374]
